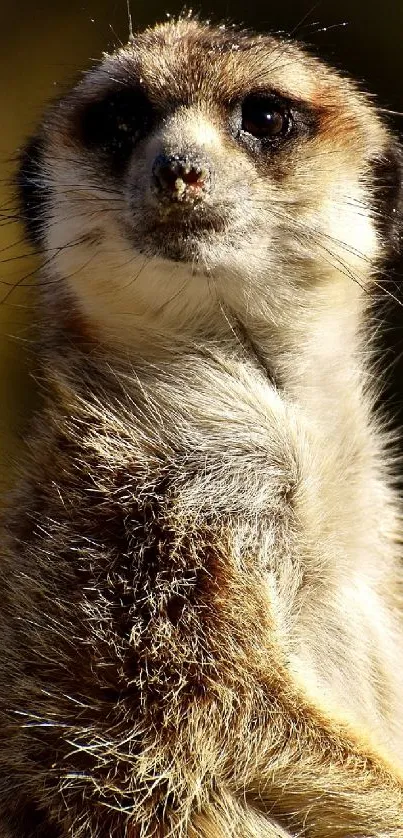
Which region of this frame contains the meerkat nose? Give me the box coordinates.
[151,152,211,202]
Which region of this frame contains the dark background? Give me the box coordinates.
[0,0,402,486]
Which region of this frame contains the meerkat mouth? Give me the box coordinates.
[129,207,229,262]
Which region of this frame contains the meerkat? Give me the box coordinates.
[0,14,403,838]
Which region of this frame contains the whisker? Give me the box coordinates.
[287,2,321,39]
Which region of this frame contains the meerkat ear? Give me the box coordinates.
[370,141,403,428]
[16,134,49,248]
[371,140,403,258]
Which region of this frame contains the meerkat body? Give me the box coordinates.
[1,17,403,837]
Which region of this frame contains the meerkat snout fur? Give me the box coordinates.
[1,15,403,838]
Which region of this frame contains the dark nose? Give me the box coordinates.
[151,153,211,202]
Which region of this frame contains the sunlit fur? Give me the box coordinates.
[1,16,403,838]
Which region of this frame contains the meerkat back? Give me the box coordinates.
[1,16,403,838]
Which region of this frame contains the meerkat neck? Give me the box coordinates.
[51,276,370,439]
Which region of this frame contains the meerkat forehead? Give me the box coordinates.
[80,20,344,110]
[18,18,402,349]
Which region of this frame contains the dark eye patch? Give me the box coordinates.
[79,88,154,172]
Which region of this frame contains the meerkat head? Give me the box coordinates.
[18,18,402,346]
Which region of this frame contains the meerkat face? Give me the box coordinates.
[18,18,402,342]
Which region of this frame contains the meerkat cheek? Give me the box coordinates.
[322,187,380,271]
[50,233,221,344]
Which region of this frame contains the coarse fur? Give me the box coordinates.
[1,15,403,838]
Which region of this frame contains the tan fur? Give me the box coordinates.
[1,16,403,837]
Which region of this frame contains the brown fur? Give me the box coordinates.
[1,17,403,838]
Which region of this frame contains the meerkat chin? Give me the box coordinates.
[1,15,403,838]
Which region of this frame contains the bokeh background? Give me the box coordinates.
[0,0,402,491]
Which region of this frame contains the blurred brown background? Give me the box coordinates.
[0,0,402,491]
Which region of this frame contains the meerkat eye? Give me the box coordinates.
[79,88,153,170]
[241,95,291,140]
